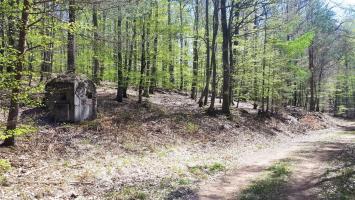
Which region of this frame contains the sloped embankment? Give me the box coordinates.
[0,87,331,199]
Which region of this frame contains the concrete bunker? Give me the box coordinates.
[45,73,97,122]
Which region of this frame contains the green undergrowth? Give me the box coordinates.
[0,124,38,140]
[104,177,197,200]
[0,159,11,186]
[189,162,226,179]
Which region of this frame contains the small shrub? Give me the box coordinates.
[0,159,11,174]
[177,178,192,186]
[0,159,11,186]
[188,163,226,179]
[185,122,199,134]
[0,124,37,140]
[208,163,226,173]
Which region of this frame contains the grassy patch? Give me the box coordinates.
[208,163,226,173]
[237,161,292,200]
[105,186,147,200]
[188,162,226,179]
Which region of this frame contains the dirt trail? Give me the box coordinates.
[198,121,355,200]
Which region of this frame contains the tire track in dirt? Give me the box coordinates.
[198,122,355,200]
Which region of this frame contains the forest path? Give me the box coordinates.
[197,120,355,200]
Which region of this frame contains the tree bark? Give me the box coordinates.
[261,4,268,113]
[100,12,107,82]
[191,0,199,100]
[126,19,137,96]
[168,0,175,84]
[0,0,5,73]
[123,19,129,98]
[143,12,151,97]
[198,0,211,107]
[138,18,146,103]
[221,0,231,115]
[179,0,184,90]
[150,2,158,94]
[92,4,100,84]
[308,43,316,111]
[116,11,124,102]
[208,0,219,113]
[3,0,30,146]
[67,0,76,73]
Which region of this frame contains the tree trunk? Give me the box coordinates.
[198,0,211,107]
[126,19,137,96]
[208,0,219,113]
[92,4,100,84]
[150,2,158,94]
[67,0,76,73]
[3,0,30,146]
[179,0,184,91]
[123,20,129,98]
[0,0,5,73]
[228,2,235,106]
[261,4,268,113]
[143,12,151,97]
[116,12,124,102]
[252,4,258,109]
[191,0,199,100]
[100,12,107,82]
[168,0,175,85]
[221,0,230,115]
[308,43,316,111]
[138,18,146,103]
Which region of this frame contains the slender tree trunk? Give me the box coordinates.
[191,0,199,100]
[228,2,235,106]
[316,68,323,112]
[92,4,100,84]
[308,43,316,111]
[123,20,129,98]
[138,18,146,103]
[3,0,30,146]
[168,0,175,85]
[179,0,184,91]
[221,0,230,115]
[67,0,76,73]
[126,19,137,96]
[261,5,268,113]
[208,0,219,113]
[0,0,5,73]
[6,0,16,73]
[116,11,124,102]
[233,3,240,108]
[252,4,258,109]
[143,12,151,97]
[100,12,107,82]
[198,0,211,107]
[150,2,158,94]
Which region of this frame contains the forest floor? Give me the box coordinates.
[0,84,353,200]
